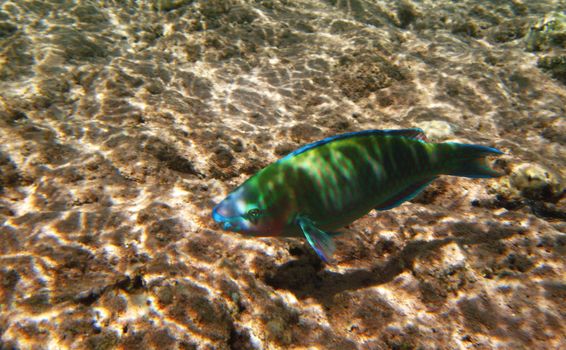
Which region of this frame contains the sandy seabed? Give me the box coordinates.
[0,1,565,349]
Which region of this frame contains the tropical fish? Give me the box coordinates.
[212,129,502,262]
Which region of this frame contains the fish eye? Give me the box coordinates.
[246,208,263,223]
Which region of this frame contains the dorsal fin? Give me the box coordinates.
[281,128,427,160]
[384,129,428,142]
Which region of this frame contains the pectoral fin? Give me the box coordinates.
[296,215,336,263]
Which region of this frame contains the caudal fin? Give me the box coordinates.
[440,143,503,178]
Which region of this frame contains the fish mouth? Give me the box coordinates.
[212,205,242,232]
[212,205,227,223]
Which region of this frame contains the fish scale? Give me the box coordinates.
[212,129,503,262]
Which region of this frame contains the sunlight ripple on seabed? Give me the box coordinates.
[0,0,565,349]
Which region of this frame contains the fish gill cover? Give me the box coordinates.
[0,1,564,349]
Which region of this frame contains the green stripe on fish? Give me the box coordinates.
[212,128,503,262]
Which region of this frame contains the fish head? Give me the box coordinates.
[212,186,280,236]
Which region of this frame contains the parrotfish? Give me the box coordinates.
[212,129,502,262]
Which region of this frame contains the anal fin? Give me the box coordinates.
[375,177,436,211]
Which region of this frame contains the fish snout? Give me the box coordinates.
[212,200,239,220]
[212,203,242,232]
[212,204,228,224]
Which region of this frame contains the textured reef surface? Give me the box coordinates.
[0,1,564,349]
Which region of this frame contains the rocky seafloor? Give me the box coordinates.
[0,0,565,349]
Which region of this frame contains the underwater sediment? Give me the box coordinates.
[0,1,564,349]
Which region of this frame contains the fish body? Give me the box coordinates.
[212,129,502,261]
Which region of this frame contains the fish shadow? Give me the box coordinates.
[265,221,526,302]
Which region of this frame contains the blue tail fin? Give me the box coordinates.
[440,143,503,179]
